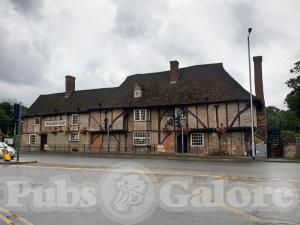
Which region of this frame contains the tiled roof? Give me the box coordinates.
[27,63,255,116]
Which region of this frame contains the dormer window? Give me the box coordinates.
[133,84,142,98]
[134,89,142,98]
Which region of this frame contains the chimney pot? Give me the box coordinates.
[65,75,76,97]
[170,60,179,84]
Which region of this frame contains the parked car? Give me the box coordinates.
[0,142,15,159]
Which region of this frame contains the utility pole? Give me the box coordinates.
[247,28,255,159]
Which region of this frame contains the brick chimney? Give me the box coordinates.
[253,56,266,139]
[170,60,179,84]
[253,56,265,105]
[65,75,75,97]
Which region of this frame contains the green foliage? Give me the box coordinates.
[0,101,28,136]
[266,106,300,132]
[285,62,300,117]
[281,130,300,139]
[294,154,300,160]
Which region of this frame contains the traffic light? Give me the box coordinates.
[104,118,108,130]
[175,116,181,128]
[13,103,20,124]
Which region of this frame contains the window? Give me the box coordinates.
[191,133,204,147]
[69,132,79,142]
[71,114,79,125]
[29,134,36,145]
[133,132,151,146]
[134,109,150,121]
[134,89,142,98]
[34,117,40,125]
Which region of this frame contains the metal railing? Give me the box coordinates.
[16,144,248,158]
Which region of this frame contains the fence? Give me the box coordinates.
[16,144,247,158]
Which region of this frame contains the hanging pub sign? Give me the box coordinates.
[45,120,66,127]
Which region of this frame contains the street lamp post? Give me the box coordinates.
[247,28,255,159]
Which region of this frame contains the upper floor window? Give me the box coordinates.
[134,109,150,121]
[71,114,79,125]
[134,83,142,98]
[29,134,37,145]
[191,133,204,147]
[134,89,142,98]
[34,117,40,125]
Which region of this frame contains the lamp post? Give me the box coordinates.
[247,28,255,159]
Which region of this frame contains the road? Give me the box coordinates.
[0,153,299,225]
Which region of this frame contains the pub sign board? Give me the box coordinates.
[45,120,66,127]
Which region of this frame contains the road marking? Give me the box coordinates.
[14,164,300,184]
[0,213,16,225]
[0,208,33,225]
[191,194,300,225]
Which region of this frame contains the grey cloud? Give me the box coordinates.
[225,1,275,47]
[112,0,169,39]
[10,0,44,15]
[0,26,49,85]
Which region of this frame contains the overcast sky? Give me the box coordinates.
[0,0,299,108]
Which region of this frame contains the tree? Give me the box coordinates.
[0,101,28,136]
[266,106,300,132]
[285,61,300,117]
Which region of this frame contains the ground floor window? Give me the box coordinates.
[29,134,37,145]
[69,132,79,142]
[191,133,204,147]
[133,131,151,146]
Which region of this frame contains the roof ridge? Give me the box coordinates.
[126,62,223,78]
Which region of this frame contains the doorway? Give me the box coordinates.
[40,134,47,151]
[177,134,188,153]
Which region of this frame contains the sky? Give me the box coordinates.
[0,0,299,108]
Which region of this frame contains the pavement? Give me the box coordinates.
[0,153,299,225]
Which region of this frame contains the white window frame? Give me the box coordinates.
[29,134,37,145]
[134,109,150,121]
[71,114,79,125]
[69,132,79,142]
[133,131,151,146]
[191,133,204,147]
[34,117,40,125]
[134,89,142,98]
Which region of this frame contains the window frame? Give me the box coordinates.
[34,117,40,125]
[71,114,79,125]
[190,133,204,147]
[133,131,151,146]
[69,132,80,142]
[134,89,142,98]
[29,134,37,145]
[134,109,150,121]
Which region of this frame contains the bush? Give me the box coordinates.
[293,154,300,160]
[281,130,297,139]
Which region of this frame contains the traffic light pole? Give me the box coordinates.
[17,114,21,162]
[181,124,184,154]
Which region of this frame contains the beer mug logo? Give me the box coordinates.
[112,174,146,212]
[99,162,156,225]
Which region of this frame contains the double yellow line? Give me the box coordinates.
[0,208,32,225]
